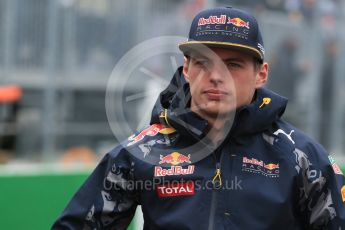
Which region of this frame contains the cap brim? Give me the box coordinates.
[178,41,263,62]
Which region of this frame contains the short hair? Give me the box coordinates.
[253,58,262,72]
[184,55,262,71]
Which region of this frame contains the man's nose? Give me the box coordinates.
[209,65,227,84]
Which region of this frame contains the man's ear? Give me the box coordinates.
[255,62,268,88]
[183,56,190,83]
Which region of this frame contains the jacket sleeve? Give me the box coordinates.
[51,145,138,230]
[294,143,345,229]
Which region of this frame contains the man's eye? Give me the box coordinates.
[227,62,242,68]
[194,59,208,66]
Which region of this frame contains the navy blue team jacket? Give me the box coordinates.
[52,67,345,229]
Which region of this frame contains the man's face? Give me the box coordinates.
[183,47,268,119]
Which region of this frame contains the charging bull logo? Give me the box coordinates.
[264,163,280,170]
[228,17,250,29]
[159,152,191,166]
[155,152,194,177]
[127,124,175,146]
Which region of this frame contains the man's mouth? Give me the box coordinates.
[204,89,228,100]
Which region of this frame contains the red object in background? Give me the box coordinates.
[184,0,205,18]
[0,85,22,103]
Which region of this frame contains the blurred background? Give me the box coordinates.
[1,0,345,229]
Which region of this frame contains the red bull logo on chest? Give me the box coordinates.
[154,152,194,177]
[242,156,280,178]
[154,165,195,177]
[159,152,191,165]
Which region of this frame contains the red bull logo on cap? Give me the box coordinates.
[227,17,250,29]
[127,124,176,146]
[264,163,280,170]
[198,15,227,26]
[159,152,191,166]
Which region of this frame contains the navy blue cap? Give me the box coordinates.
[179,7,265,62]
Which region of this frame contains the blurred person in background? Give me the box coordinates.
[268,36,301,102]
[268,36,307,127]
[52,6,345,229]
[319,38,337,150]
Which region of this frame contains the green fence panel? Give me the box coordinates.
[0,172,134,230]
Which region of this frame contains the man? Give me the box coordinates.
[52,7,345,229]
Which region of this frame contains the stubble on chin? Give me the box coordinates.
[190,101,236,120]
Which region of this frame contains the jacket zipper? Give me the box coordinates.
[212,162,222,188]
[208,148,224,230]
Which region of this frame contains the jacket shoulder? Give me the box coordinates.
[273,119,330,163]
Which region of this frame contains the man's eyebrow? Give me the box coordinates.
[222,57,245,63]
[190,55,246,63]
[190,54,208,59]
